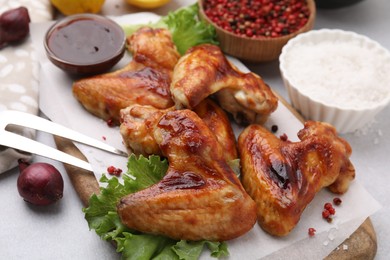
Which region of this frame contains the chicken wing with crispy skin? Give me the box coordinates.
[170,44,278,125]
[120,105,173,157]
[117,109,257,241]
[72,27,180,124]
[192,99,238,161]
[128,27,180,73]
[119,98,238,161]
[238,121,355,236]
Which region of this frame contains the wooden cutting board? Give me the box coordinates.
[53,135,377,259]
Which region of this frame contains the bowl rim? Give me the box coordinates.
[197,0,317,42]
[44,13,126,67]
[279,28,390,112]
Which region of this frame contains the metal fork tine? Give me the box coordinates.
[1,110,127,157]
[0,131,93,171]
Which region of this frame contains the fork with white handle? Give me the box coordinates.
[0,110,128,171]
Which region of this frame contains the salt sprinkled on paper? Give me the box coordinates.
[284,40,390,109]
[353,119,383,144]
[328,228,337,241]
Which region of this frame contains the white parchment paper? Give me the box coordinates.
[31,13,381,259]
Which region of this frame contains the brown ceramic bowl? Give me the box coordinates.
[198,0,316,62]
[44,13,126,75]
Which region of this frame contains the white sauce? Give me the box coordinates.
[283,40,390,109]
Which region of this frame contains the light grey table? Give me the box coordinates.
[0,0,388,259]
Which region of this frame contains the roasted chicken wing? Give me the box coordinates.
[170,44,278,125]
[119,98,238,161]
[117,109,257,241]
[72,27,180,124]
[128,27,180,73]
[192,99,238,161]
[238,121,355,236]
[120,105,173,157]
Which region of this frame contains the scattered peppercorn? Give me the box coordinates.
[333,197,342,206]
[102,136,106,141]
[106,118,115,127]
[203,0,310,38]
[271,124,278,133]
[322,209,331,219]
[328,206,336,215]
[322,201,336,222]
[308,227,316,237]
[280,133,289,141]
[324,202,333,211]
[107,165,122,176]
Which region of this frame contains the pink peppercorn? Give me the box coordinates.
[333,197,342,206]
[107,165,122,177]
[203,0,310,38]
[322,209,331,219]
[106,118,115,127]
[308,227,316,237]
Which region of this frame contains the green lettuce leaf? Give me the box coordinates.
[173,240,229,259]
[121,3,218,55]
[83,154,229,260]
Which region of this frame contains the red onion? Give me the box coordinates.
[0,7,31,49]
[17,159,64,206]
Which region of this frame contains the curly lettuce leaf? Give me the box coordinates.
[173,240,229,259]
[121,3,218,55]
[83,154,228,260]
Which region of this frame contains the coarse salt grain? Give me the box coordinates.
[353,119,378,136]
[283,39,390,109]
[328,228,337,241]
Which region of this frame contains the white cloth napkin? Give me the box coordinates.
[0,0,53,173]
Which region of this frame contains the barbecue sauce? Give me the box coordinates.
[47,17,124,65]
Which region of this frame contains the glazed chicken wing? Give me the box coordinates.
[192,99,238,161]
[120,105,173,157]
[119,98,238,161]
[128,27,180,73]
[117,109,257,241]
[170,44,278,125]
[238,121,355,236]
[72,27,180,124]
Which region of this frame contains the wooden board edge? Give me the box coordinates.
[54,135,100,207]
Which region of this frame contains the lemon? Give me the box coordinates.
[125,0,171,9]
[50,0,105,15]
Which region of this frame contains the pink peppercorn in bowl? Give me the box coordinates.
[279,29,390,134]
[198,0,316,62]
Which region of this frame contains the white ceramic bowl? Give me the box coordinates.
[279,29,390,133]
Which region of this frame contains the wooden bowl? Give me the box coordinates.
[198,0,316,62]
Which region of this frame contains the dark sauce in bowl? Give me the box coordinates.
[44,14,126,75]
